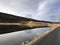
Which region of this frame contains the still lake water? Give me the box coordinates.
[0,27,52,45]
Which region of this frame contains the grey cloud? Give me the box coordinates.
[0,0,60,22]
[34,0,60,22]
[0,0,40,17]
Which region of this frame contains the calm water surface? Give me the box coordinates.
[0,27,52,45]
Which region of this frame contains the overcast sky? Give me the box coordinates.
[0,0,60,22]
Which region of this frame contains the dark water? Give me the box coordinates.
[0,27,51,45]
[0,25,49,34]
[0,25,33,34]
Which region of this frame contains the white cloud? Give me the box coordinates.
[34,0,60,22]
[0,0,60,22]
[0,0,40,17]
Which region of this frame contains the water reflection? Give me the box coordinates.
[0,27,51,45]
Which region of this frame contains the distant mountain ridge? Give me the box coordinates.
[0,12,60,23]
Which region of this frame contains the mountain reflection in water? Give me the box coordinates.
[0,27,51,45]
